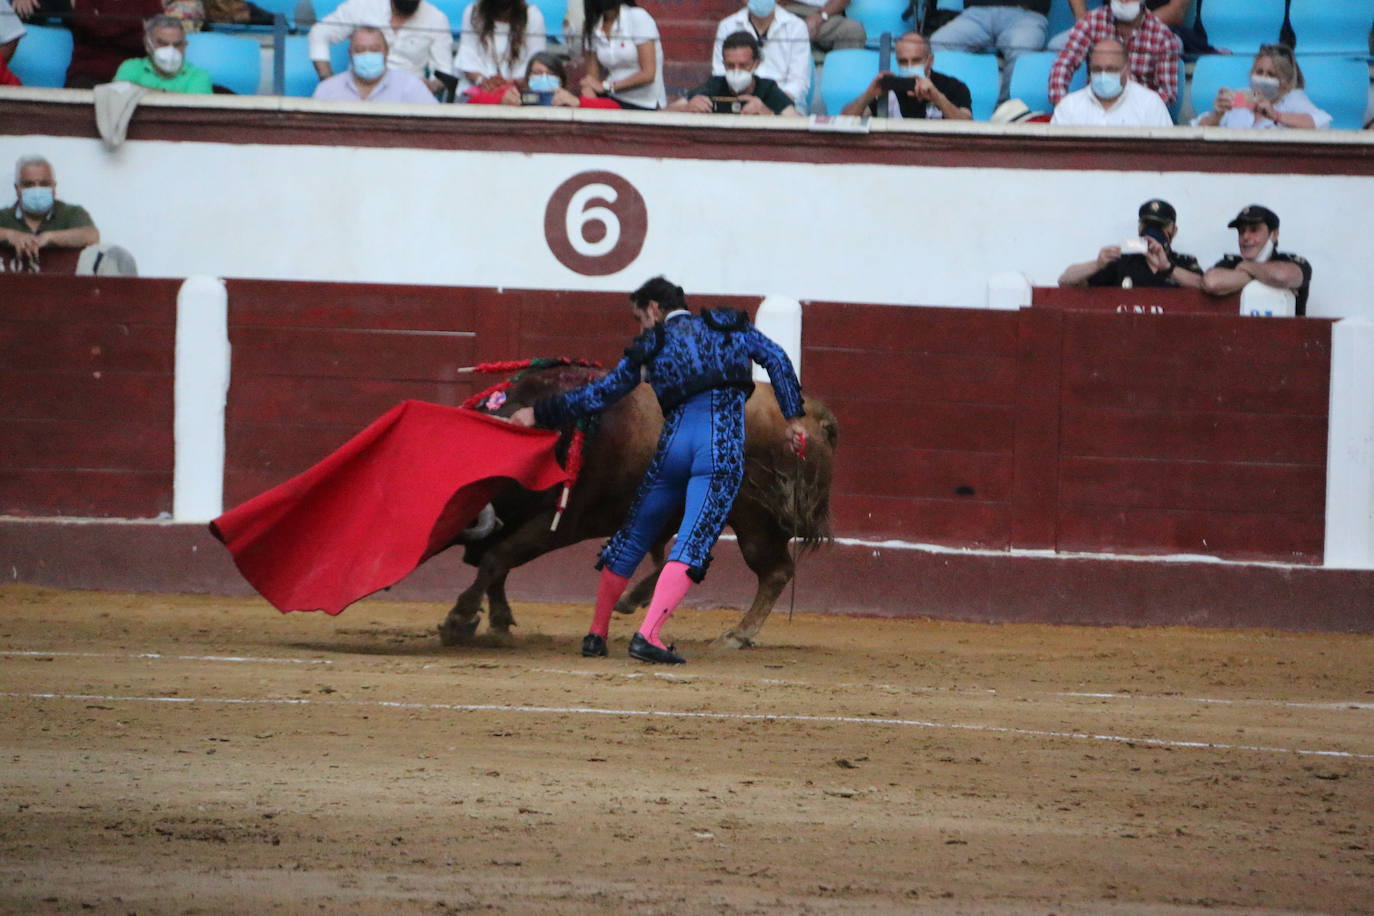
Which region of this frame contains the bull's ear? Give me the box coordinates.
[624,324,665,365]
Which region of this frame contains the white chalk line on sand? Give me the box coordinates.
[4,691,1371,761]
[2,650,332,665]
[528,667,1374,713]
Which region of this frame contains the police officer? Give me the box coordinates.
[1059,199,1204,290]
[1202,205,1312,316]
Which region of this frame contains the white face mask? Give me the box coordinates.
[723,68,753,94]
[151,45,184,75]
[1253,237,1275,263]
[1110,0,1141,21]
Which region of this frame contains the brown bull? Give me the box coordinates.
[437,364,838,649]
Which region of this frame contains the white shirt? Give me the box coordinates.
[308,0,454,81]
[1191,88,1332,131]
[453,2,546,85]
[1051,80,1173,128]
[711,6,811,112]
[591,5,665,110]
[0,0,25,47]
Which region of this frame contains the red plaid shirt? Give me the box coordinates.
[1048,7,1181,106]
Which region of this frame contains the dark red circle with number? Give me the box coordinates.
[544,171,648,277]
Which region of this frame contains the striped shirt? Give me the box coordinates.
[1048,6,1181,106]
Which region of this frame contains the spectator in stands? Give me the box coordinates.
[65,0,165,88]
[711,0,810,110]
[1059,198,1202,289]
[1192,44,1331,131]
[1050,37,1170,126]
[463,49,618,107]
[0,155,100,260]
[930,1,1049,102]
[839,31,971,120]
[1048,0,1181,108]
[113,14,213,93]
[453,0,545,95]
[309,0,452,96]
[1,0,23,66]
[669,30,799,116]
[313,24,437,102]
[1203,205,1312,316]
[163,0,205,33]
[780,0,863,67]
[580,0,664,110]
[1049,0,1190,50]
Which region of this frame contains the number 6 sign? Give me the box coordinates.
[544,171,648,276]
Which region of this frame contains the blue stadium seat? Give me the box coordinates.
[1289,0,1374,56]
[312,0,347,24]
[213,0,297,33]
[1187,53,1254,121]
[528,0,568,42]
[186,32,263,94]
[428,0,466,35]
[8,24,74,88]
[1007,49,1082,114]
[281,34,323,96]
[933,49,999,120]
[1297,55,1371,130]
[1199,0,1285,54]
[817,47,879,116]
[847,0,909,48]
[330,38,352,74]
[1044,0,1077,41]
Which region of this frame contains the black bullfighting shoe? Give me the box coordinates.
[628,632,685,665]
[581,633,608,657]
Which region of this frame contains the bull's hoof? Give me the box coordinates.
[437,615,481,646]
[612,600,637,615]
[711,631,755,650]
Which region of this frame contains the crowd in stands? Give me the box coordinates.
[1,0,1371,129]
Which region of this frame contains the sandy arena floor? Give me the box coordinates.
[1,584,1371,915]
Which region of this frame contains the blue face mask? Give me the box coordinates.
[747,0,775,19]
[352,51,386,82]
[1090,70,1123,100]
[528,73,559,93]
[20,185,54,215]
[896,64,925,80]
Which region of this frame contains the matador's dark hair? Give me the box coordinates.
[630,276,687,314]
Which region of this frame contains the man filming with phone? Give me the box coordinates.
[840,32,971,120]
[1058,198,1203,289]
[670,31,800,116]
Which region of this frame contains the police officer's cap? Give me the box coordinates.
[1138,199,1177,226]
[1227,205,1279,231]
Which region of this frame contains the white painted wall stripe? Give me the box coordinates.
[752,295,802,386]
[2,650,331,664]
[172,275,231,523]
[4,691,1369,760]
[1324,317,1374,569]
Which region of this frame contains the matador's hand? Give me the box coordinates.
[787,420,808,457]
[509,407,536,427]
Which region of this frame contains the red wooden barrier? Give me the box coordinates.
[1033,285,1241,314]
[0,276,1333,563]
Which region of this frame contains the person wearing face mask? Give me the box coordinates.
[1203,206,1312,317]
[462,50,619,108]
[1048,0,1181,108]
[309,0,453,96]
[1047,0,1191,51]
[0,155,101,264]
[1059,198,1204,289]
[670,30,799,115]
[840,32,971,120]
[1050,37,1171,127]
[1192,44,1331,131]
[508,276,807,665]
[112,15,212,94]
[313,25,437,102]
[709,0,811,111]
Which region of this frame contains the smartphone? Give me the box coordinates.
[879,74,916,94]
[1120,237,1149,255]
[520,90,555,106]
[1231,90,1252,109]
[711,97,744,114]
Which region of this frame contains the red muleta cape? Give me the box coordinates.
[209,400,569,615]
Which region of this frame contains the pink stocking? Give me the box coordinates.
[639,561,693,648]
[589,568,629,638]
